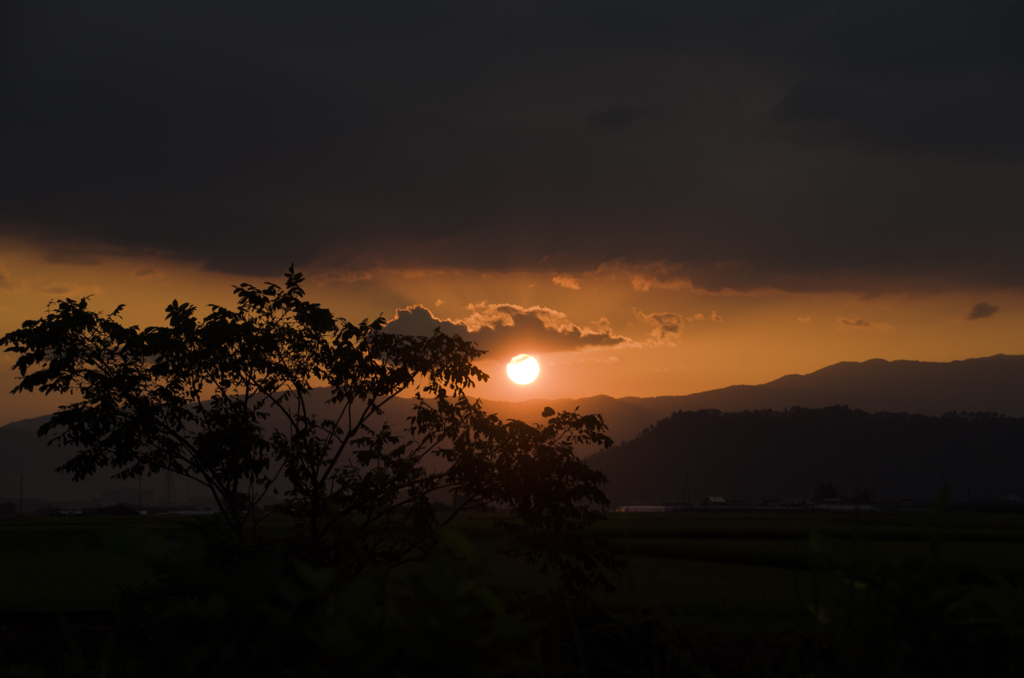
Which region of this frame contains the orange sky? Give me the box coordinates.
[2,239,1020,426]
[6,4,1024,427]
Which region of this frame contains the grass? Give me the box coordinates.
[0,517,168,612]
[2,509,1023,615]
[3,509,1023,676]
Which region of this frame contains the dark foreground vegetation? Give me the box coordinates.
[2,501,1024,677]
[0,269,620,675]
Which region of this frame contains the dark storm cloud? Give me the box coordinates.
[769,0,1024,161]
[384,304,628,359]
[770,72,1024,161]
[2,1,1023,293]
[587,104,650,130]
[967,302,999,320]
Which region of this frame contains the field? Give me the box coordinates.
[2,509,1023,675]
[4,510,1024,612]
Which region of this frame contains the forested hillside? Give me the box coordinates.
[588,407,1024,507]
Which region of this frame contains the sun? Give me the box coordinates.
[506,354,540,385]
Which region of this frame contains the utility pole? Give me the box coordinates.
[685,470,690,506]
[20,475,23,516]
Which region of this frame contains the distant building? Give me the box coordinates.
[703,496,727,507]
[617,505,668,513]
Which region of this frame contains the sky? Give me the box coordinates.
[2,1,1023,425]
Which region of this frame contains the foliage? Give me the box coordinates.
[1,268,615,588]
[8,510,1024,677]
[810,491,1024,677]
[108,528,542,678]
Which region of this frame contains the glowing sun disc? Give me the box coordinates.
[506,354,540,385]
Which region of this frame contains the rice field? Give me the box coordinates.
[1,509,1022,616]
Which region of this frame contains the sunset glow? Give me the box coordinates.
[506,354,540,385]
[1,4,1023,427]
[5,7,1024,675]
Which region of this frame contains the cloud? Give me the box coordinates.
[0,272,10,290]
[836,317,893,332]
[681,311,720,323]
[587,104,651,130]
[769,1,1024,162]
[594,260,693,292]
[591,259,778,295]
[636,310,685,344]
[40,283,102,298]
[552,275,580,290]
[39,244,104,266]
[2,3,1024,296]
[967,302,999,320]
[771,72,1024,162]
[797,317,811,324]
[384,304,629,359]
[315,269,375,284]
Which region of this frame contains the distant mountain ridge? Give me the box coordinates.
[678,354,1024,418]
[3,354,1023,507]
[481,354,1024,448]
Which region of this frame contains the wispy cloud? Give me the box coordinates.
[40,282,103,298]
[552,275,580,290]
[636,310,685,345]
[967,302,999,320]
[836,317,892,332]
[594,260,693,292]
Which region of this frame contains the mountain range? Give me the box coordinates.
[2,354,1022,509]
[482,353,1024,448]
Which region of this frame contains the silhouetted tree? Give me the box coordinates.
[1,268,614,588]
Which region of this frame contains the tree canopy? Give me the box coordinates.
[1,268,614,589]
